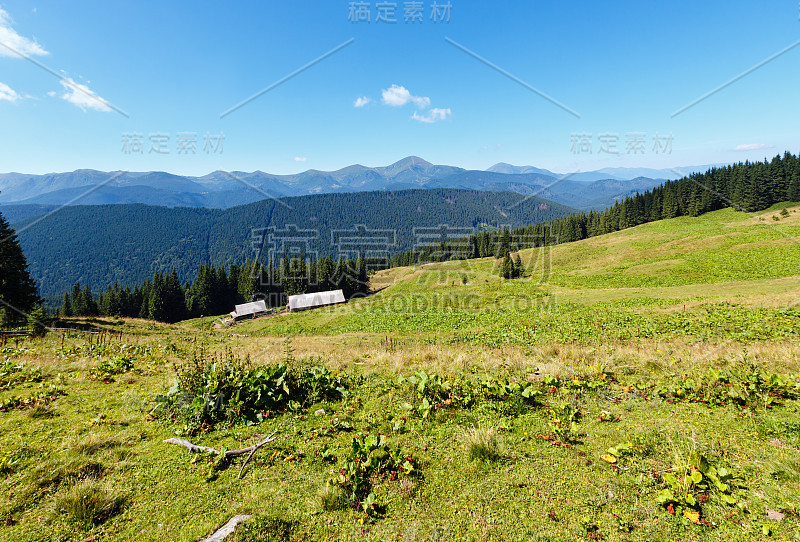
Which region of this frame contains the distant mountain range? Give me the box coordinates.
[0,157,722,215]
[485,163,721,183]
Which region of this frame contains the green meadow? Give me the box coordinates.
[1,205,799,541]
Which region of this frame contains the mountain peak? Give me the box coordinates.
[389,156,433,169]
[487,163,515,173]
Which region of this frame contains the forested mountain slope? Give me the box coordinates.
[14,188,573,297]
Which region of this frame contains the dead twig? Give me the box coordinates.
[238,436,271,479]
[164,432,277,458]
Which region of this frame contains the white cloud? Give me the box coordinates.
[381,84,430,109]
[59,77,112,112]
[353,96,371,108]
[0,82,20,102]
[46,90,56,97]
[294,156,308,162]
[411,108,452,124]
[0,8,48,58]
[734,143,772,152]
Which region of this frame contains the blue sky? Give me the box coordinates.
[0,0,798,175]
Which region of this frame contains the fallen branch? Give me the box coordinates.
[164,432,277,457]
[238,437,270,479]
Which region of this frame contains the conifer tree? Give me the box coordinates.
[71,282,84,316]
[0,212,39,323]
[513,254,524,278]
[61,292,73,317]
[148,271,166,322]
[495,229,511,258]
[789,172,800,202]
[500,250,512,279]
[81,285,98,316]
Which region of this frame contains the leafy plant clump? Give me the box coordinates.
[656,451,740,525]
[90,355,134,382]
[0,359,43,390]
[547,401,582,443]
[398,370,463,420]
[601,437,653,465]
[153,348,348,435]
[654,363,800,410]
[0,449,18,475]
[397,370,544,420]
[327,434,417,516]
[0,384,64,413]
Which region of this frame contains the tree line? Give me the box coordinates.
[389,152,800,266]
[59,256,372,323]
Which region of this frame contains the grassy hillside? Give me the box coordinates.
[1,206,798,541]
[235,205,800,344]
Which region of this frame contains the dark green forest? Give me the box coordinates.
[391,153,800,266]
[13,188,574,299]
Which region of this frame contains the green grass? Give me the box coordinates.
[1,206,799,541]
[233,206,800,347]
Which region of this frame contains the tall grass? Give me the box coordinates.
[463,426,502,462]
[54,480,124,528]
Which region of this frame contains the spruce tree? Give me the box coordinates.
[71,282,84,316]
[789,172,800,202]
[500,250,512,279]
[163,270,186,323]
[495,229,511,258]
[237,261,258,303]
[662,189,678,219]
[513,254,524,278]
[148,271,166,321]
[61,292,73,317]
[0,212,39,322]
[357,255,368,295]
[81,286,98,316]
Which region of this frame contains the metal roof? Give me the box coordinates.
[230,300,268,318]
[287,290,346,311]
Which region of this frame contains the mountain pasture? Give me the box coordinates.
[0,206,799,541]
